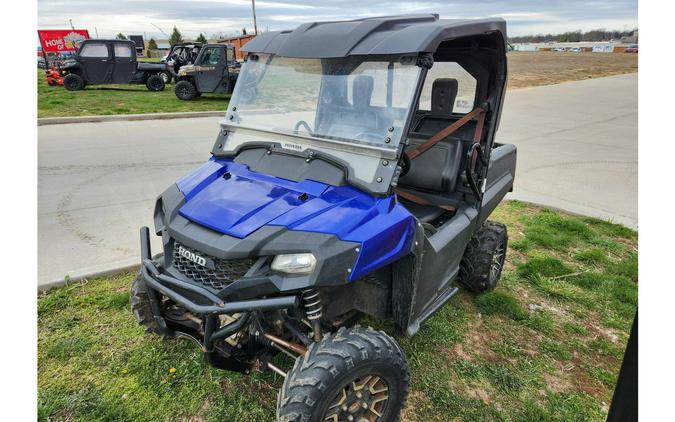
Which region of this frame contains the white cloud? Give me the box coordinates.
[37,0,638,39]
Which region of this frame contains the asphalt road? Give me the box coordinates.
[38,73,637,287]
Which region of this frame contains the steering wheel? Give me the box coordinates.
[293,120,313,135]
[399,153,411,177]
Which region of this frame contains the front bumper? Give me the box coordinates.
[139,226,298,341]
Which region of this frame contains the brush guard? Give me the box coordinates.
[138,226,299,371]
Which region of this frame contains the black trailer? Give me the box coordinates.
[59,39,171,91]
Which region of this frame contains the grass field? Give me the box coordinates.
[37,201,637,422]
[37,52,637,118]
[37,70,230,118]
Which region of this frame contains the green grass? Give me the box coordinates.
[37,70,230,117]
[38,201,637,421]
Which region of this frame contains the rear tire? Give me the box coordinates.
[277,325,410,422]
[175,80,198,100]
[63,74,84,91]
[459,221,508,293]
[130,271,162,335]
[146,74,165,91]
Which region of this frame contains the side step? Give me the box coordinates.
[406,286,459,337]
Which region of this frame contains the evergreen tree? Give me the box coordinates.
[196,33,207,44]
[116,33,127,40]
[148,38,158,50]
[169,27,183,45]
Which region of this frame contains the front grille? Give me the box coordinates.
[172,241,254,290]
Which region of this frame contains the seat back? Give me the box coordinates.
[399,78,465,193]
[431,78,458,116]
[353,75,373,110]
[399,136,464,192]
[320,75,380,139]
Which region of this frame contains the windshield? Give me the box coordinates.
[226,54,422,151]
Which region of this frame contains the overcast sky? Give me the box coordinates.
[37,0,638,40]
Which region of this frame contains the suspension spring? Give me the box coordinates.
[301,289,323,321]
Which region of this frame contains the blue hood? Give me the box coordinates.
[176,158,416,279]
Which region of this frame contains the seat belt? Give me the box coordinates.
[404,105,486,160]
[395,104,487,212]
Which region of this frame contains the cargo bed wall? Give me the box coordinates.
[480,143,516,222]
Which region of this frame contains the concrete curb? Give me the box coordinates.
[38,111,224,126]
[39,262,141,293]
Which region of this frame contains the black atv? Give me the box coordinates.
[173,44,240,100]
[133,15,516,421]
[59,39,171,91]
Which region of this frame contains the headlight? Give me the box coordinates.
[271,253,317,275]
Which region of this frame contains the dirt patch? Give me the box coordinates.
[401,391,432,422]
[508,52,637,89]
[443,319,501,363]
[466,385,493,403]
[544,371,573,393]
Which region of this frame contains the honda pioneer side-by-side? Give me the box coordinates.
[132,15,516,422]
[59,39,171,91]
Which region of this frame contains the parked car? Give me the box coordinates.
[552,47,566,52]
[58,39,171,91]
[132,14,516,421]
[568,47,581,53]
[625,44,638,53]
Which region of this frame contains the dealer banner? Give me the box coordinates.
[38,29,90,53]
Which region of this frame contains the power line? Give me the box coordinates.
[151,23,169,38]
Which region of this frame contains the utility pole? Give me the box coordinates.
[251,0,258,35]
[69,19,74,30]
[95,27,99,38]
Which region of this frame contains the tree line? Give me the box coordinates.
[115,26,253,50]
[509,28,637,43]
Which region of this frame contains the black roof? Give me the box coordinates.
[82,39,135,44]
[242,14,506,58]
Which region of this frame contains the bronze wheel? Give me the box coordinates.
[324,375,390,422]
[278,326,409,422]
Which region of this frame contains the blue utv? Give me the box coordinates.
[132,14,516,422]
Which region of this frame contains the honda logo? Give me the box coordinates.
[177,246,207,267]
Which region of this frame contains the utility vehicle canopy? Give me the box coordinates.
[215,15,507,195]
[242,14,506,57]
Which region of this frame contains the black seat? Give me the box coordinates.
[400,79,463,189]
[398,199,446,223]
[398,78,463,223]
